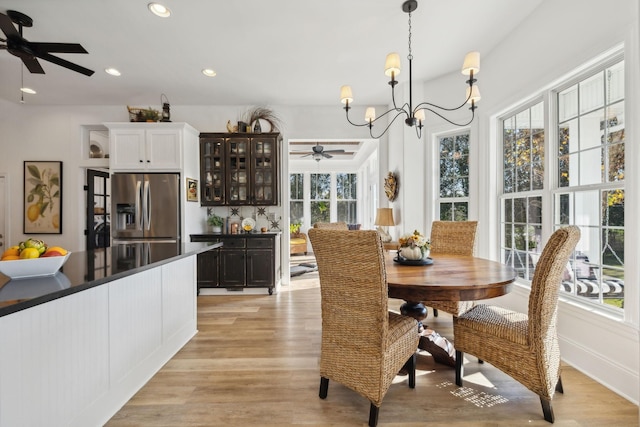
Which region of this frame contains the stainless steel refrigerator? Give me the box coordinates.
[111,173,180,243]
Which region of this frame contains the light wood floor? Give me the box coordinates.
[107,269,638,426]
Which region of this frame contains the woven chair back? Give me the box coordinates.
[528,226,581,343]
[429,221,478,256]
[313,221,349,230]
[308,229,388,350]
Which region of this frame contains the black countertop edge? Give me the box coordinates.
[190,232,281,238]
[0,242,221,318]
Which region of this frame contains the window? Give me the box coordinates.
[555,60,625,309]
[336,173,357,224]
[501,102,545,280]
[310,173,330,225]
[499,57,625,311]
[438,131,470,220]
[289,173,304,225]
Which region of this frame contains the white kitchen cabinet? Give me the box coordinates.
[108,126,182,171]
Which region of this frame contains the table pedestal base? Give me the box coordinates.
[399,301,428,333]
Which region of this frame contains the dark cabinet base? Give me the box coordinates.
[191,233,279,294]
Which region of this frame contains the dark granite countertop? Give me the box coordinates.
[0,242,220,318]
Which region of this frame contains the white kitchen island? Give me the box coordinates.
[0,242,219,427]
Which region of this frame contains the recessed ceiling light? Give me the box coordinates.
[20,87,36,94]
[202,69,216,77]
[105,68,121,76]
[148,3,171,18]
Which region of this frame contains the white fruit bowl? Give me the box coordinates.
[0,253,71,279]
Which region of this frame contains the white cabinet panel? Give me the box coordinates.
[162,256,196,341]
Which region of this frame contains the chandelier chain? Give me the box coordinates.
[407,12,413,60]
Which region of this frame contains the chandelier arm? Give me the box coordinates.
[344,108,375,127]
[368,111,407,139]
[412,88,473,113]
[417,106,476,127]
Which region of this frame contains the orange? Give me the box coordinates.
[1,255,20,261]
[45,246,68,256]
[19,247,40,259]
[1,247,19,258]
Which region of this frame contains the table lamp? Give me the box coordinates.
[374,207,394,242]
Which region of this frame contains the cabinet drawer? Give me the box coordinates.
[221,238,246,249]
[247,238,274,249]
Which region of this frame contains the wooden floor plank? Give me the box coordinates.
[107,273,639,426]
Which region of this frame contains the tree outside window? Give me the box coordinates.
[438,131,470,220]
[289,173,304,226]
[310,173,330,225]
[336,173,357,224]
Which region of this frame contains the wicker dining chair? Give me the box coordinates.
[308,229,419,427]
[313,221,349,230]
[424,220,478,318]
[453,226,580,423]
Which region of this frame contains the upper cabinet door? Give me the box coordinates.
[200,137,225,205]
[110,129,146,170]
[251,136,278,205]
[145,129,181,171]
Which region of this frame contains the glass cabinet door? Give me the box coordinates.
[251,136,277,205]
[227,138,250,204]
[200,137,225,205]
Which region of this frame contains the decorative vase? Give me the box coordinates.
[400,246,424,260]
[211,225,222,234]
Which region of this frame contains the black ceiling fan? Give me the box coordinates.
[292,143,346,162]
[0,10,94,76]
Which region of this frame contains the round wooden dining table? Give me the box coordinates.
[384,252,517,320]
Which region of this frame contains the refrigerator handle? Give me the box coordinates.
[136,180,143,231]
[144,179,151,231]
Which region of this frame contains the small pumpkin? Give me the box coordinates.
[400,246,423,260]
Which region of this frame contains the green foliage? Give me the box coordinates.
[207,213,224,227]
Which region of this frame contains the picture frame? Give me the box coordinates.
[186,177,198,202]
[24,161,63,234]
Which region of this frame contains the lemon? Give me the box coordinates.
[19,247,40,259]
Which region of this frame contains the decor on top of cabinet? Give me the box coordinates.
[243,106,282,133]
[24,161,62,234]
[127,106,160,122]
[160,93,171,122]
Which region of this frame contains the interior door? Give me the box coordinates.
[85,169,111,249]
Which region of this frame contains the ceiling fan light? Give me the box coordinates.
[148,3,171,17]
[20,87,36,94]
[461,51,480,76]
[105,68,121,76]
[202,68,217,77]
[384,53,401,78]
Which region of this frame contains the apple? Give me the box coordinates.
[41,250,63,257]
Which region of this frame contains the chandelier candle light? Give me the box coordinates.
[340,0,481,139]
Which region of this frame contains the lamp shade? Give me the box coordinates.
[374,208,395,226]
[466,85,481,104]
[461,51,480,76]
[365,107,376,122]
[340,85,353,104]
[384,53,401,78]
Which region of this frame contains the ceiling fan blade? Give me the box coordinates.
[322,149,346,154]
[34,51,94,76]
[0,13,19,38]
[30,42,88,54]
[322,153,333,158]
[22,55,45,73]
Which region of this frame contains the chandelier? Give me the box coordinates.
[340,0,481,139]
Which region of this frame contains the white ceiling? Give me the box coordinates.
[0,0,544,107]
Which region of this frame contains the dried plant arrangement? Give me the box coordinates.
[243,106,282,132]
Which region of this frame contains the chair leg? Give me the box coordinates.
[540,398,555,423]
[402,353,416,388]
[433,308,439,317]
[369,403,379,427]
[455,350,464,386]
[319,377,329,399]
[555,375,564,394]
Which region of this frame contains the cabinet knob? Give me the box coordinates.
[139,160,143,163]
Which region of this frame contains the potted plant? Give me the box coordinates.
[207,213,224,233]
[289,222,301,236]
